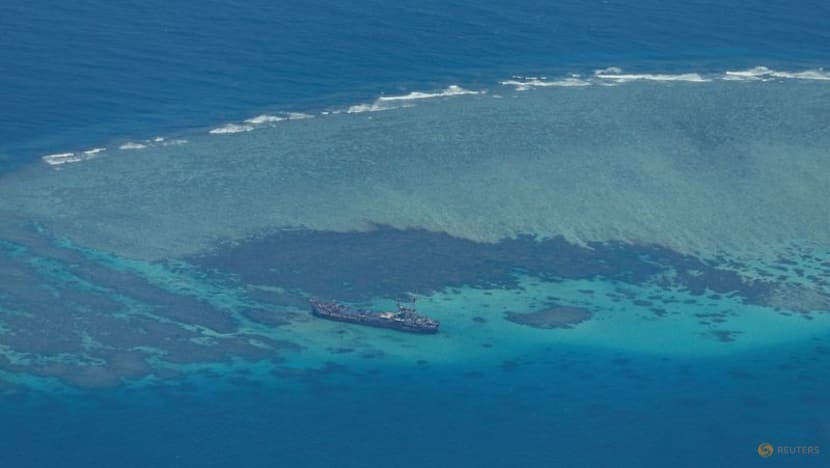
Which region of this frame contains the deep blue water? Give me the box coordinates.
[2,342,828,468]
[2,1,830,467]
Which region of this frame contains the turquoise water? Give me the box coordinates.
[2,1,830,467]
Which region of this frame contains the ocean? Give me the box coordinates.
[1,1,829,467]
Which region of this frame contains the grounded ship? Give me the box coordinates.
[310,298,439,334]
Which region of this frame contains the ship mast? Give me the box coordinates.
[396,293,417,314]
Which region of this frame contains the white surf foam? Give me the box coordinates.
[209,123,255,134]
[500,67,712,90]
[377,85,481,102]
[232,112,311,128]
[724,66,830,81]
[594,69,710,83]
[82,147,106,156]
[500,77,591,91]
[345,102,395,114]
[44,139,188,167]
[244,114,286,125]
[723,66,778,81]
[286,112,314,120]
[41,152,82,166]
[500,66,830,90]
[780,69,830,81]
[344,85,481,114]
[119,142,148,150]
[42,147,106,166]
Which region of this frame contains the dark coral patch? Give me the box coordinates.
[703,329,743,343]
[91,315,200,349]
[0,313,86,354]
[185,225,814,327]
[500,360,520,372]
[650,308,668,317]
[70,261,238,333]
[240,307,292,327]
[3,349,155,389]
[360,350,386,359]
[505,306,592,329]
[271,362,352,383]
[190,226,776,303]
[159,335,299,365]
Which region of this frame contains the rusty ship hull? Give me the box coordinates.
[310,299,439,334]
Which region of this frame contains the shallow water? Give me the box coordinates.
[5,79,830,260]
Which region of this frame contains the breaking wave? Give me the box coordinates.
[37,67,828,168]
[723,66,830,81]
[500,66,829,90]
[209,123,255,135]
[119,142,148,150]
[499,76,590,91]
[344,85,482,114]
[211,111,314,135]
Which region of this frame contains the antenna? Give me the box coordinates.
[397,292,417,313]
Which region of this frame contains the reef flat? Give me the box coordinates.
[1,80,829,262]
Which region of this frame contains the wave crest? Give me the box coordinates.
[501,66,830,90]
